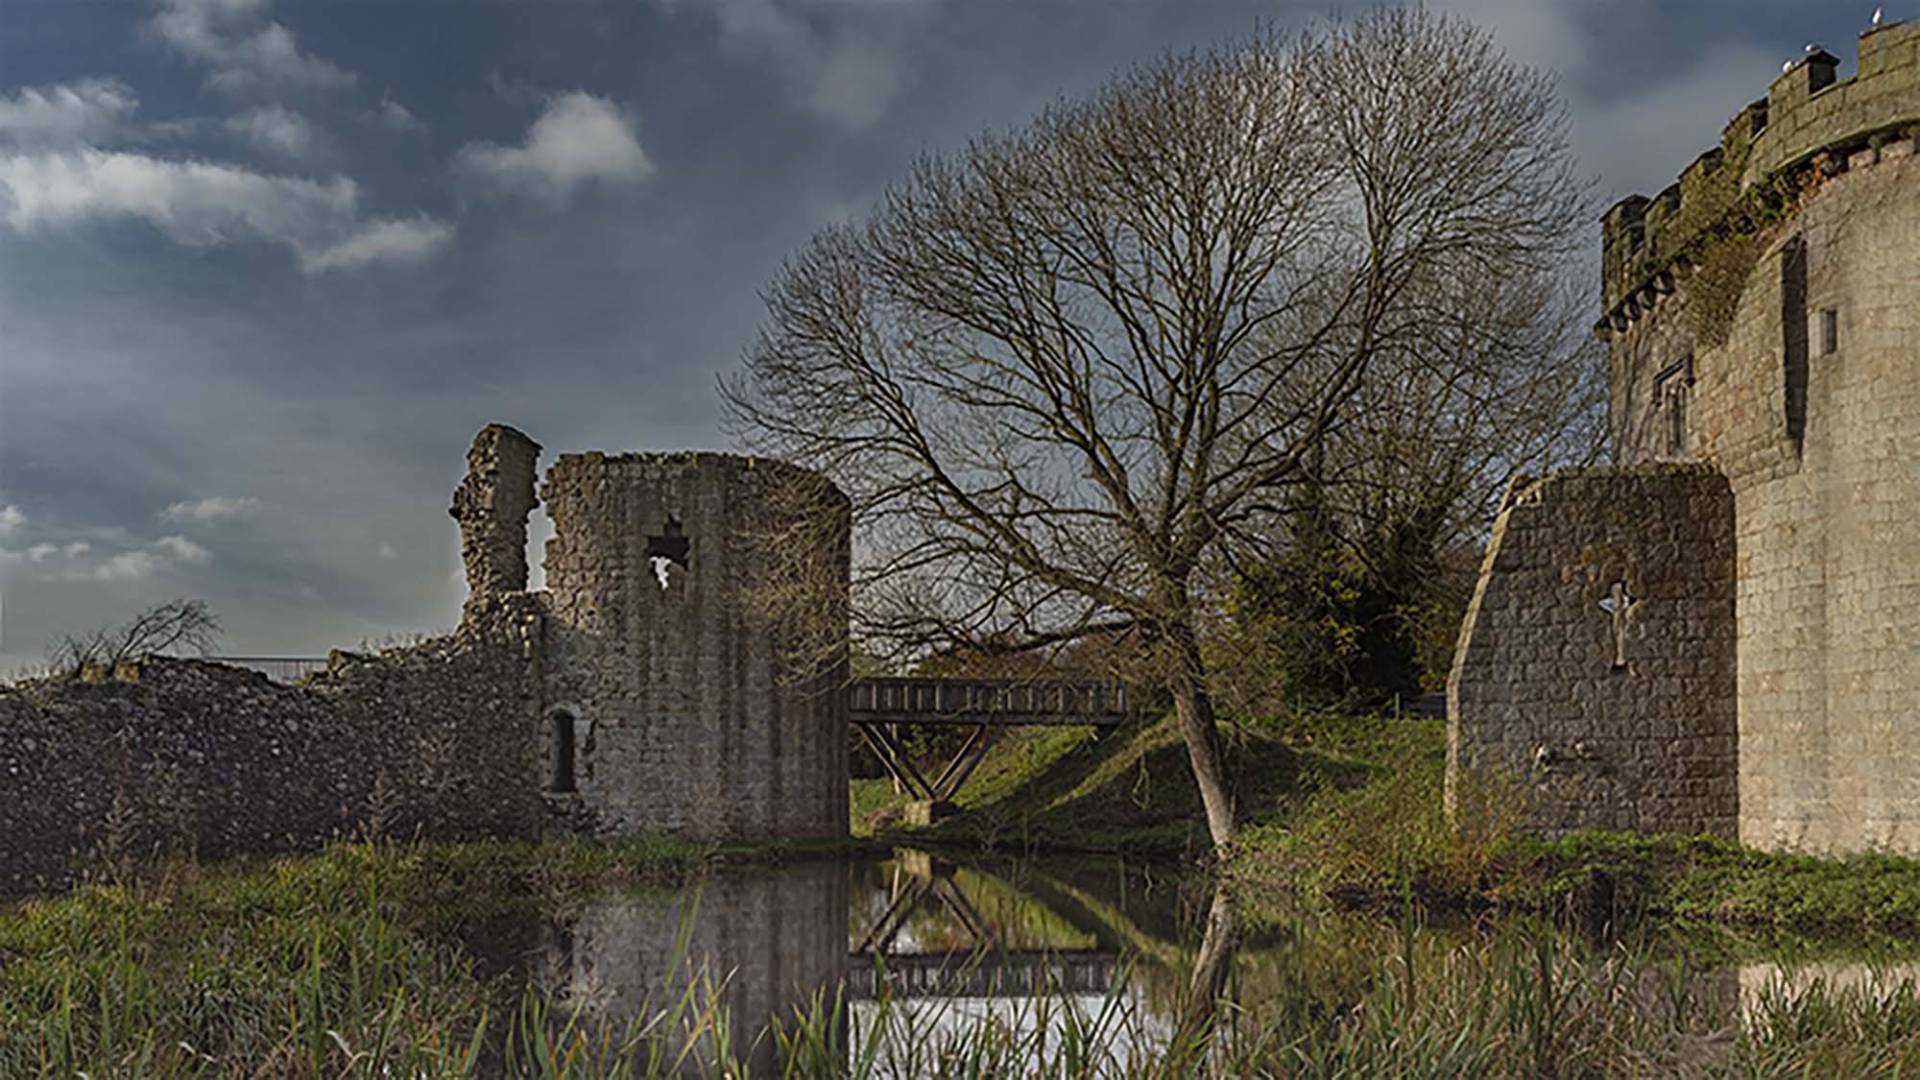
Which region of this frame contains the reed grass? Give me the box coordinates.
[8,837,1920,1076]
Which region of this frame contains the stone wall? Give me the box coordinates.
[0,598,545,894]
[539,452,850,842]
[450,424,542,609]
[1607,91,1920,851]
[1447,466,1737,837]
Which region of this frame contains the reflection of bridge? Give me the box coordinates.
[848,678,1130,803]
[847,950,1121,1000]
[849,850,1125,1001]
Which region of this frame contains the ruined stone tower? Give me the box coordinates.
[453,429,851,843]
[1451,21,1920,853]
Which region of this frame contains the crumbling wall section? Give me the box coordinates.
[450,424,542,608]
[1447,465,1737,837]
[0,659,406,894]
[0,598,547,895]
[312,594,547,842]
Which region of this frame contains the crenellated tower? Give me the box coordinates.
[1452,21,1920,854]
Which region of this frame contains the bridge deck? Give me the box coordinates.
[847,677,1129,727]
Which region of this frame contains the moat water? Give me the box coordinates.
[458,850,1920,1074]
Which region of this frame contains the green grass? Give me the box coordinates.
[850,707,1920,938]
[13,828,1920,1074]
[0,837,711,1076]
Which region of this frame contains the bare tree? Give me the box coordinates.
[48,598,221,679]
[724,10,1584,850]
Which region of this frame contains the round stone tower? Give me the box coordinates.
[537,451,850,842]
[1599,22,1920,852]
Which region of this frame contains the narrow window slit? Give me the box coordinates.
[549,709,578,793]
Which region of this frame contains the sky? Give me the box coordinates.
[0,0,1893,671]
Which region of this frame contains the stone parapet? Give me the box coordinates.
[1602,22,1920,325]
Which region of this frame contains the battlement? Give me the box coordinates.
[1601,20,1920,327]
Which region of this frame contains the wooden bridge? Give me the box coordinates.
[847,677,1131,805]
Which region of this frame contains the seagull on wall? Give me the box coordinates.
[1873,7,1884,27]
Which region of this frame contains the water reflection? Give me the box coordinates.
[515,850,1920,1075]
[532,849,1208,1070]
[545,859,848,1072]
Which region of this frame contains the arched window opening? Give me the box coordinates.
[549,709,578,794]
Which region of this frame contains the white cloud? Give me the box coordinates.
[300,217,452,272]
[82,535,210,582]
[154,535,213,563]
[0,79,138,149]
[372,98,421,133]
[93,550,167,581]
[0,505,22,536]
[0,148,453,273]
[226,104,320,158]
[24,539,87,563]
[455,92,652,206]
[151,0,355,94]
[377,541,399,560]
[162,494,262,522]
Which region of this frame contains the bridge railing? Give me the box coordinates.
[847,677,1130,726]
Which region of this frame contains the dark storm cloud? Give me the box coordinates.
[0,0,1902,668]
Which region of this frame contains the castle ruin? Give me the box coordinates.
[0,429,851,893]
[1451,21,1920,853]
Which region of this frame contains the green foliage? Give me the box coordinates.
[1505,832,1920,936]
[1220,493,1469,713]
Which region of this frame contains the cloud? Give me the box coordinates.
[0,505,22,536]
[154,535,212,563]
[23,540,94,563]
[226,104,320,157]
[0,79,138,149]
[93,550,167,581]
[377,541,399,559]
[300,217,452,272]
[76,536,209,582]
[150,0,355,94]
[455,92,652,206]
[161,494,262,522]
[372,98,421,134]
[0,148,453,273]
[670,0,938,129]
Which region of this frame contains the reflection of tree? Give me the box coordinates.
[1169,887,1240,1067]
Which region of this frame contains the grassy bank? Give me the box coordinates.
[0,837,709,1075]
[856,708,1920,937]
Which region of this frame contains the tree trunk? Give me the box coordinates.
[1166,620,1237,850]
